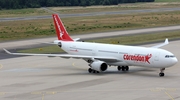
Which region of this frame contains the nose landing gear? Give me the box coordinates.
[159,68,165,77]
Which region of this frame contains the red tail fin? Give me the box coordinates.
[52,14,73,41]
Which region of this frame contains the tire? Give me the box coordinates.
[93,70,96,73]
[159,73,165,77]
[122,66,125,71]
[88,68,92,73]
[125,66,129,71]
[117,66,122,71]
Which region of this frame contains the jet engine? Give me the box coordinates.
[90,61,108,72]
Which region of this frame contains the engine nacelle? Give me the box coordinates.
[90,61,108,72]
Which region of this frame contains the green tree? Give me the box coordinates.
[46,0,54,7]
[0,0,155,9]
[103,0,111,5]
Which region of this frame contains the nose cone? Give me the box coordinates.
[172,57,178,65]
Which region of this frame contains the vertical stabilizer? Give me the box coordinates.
[52,14,73,41]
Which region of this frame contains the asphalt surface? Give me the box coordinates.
[0,40,179,100]
[1,7,180,22]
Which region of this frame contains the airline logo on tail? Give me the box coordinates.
[52,14,73,41]
[54,16,64,39]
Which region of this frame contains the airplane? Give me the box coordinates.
[3,14,178,77]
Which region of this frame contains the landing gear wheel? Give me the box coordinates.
[159,73,165,77]
[117,66,122,71]
[88,68,92,73]
[88,68,99,74]
[93,70,96,73]
[122,66,125,71]
[94,70,99,73]
[159,68,165,77]
[125,66,129,71]
[119,66,129,72]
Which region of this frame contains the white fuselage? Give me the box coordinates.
[60,41,177,68]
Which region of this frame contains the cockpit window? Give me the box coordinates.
[165,55,175,58]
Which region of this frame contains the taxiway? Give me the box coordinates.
[0,40,179,100]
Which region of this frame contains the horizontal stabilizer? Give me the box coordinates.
[73,38,80,41]
[37,42,56,45]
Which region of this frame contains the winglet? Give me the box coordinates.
[3,48,12,54]
[165,38,169,44]
[151,38,169,48]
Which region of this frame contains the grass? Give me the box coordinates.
[50,5,145,14]
[0,19,55,40]
[88,31,180,45]
[50,3,180,14]
[0,8,50,18]
[18,30,180,54]
[0,11,180,41]
[49,0,180,14]
[0,2,180,18]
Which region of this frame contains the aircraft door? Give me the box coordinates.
[154,52,160,61]
[92,46,97,56]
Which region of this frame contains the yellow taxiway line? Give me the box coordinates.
[72,62,88,71]
[150,88,176,100]
[164,91,174,100]
[0,64,3,70]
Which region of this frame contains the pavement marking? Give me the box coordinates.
[72,62,79,68]
[42,94,44,100]
[150,88,176,92]
[31,91,57,100]
[0,64,3,70]
[0,92,6,96]
[164,91,174,100]
[45,91,57,94]
[72,62,83,69]
[72,63,76,67]
[150,87,176,100]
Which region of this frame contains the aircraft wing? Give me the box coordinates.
[3,48,121,62]
[151,38,169,48]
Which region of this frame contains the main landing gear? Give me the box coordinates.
[88,68,99,73]
[159,68,165,77]
[117,66,129,71]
